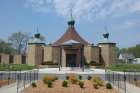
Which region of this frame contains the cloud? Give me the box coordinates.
[25,0,53,12]
[25,0,140,21]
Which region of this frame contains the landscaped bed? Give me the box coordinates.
[20,74,119,93]
[129,80,140,88]
[0,80,15,87]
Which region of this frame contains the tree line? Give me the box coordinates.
[0,32,45,55]
[119,44,140,58]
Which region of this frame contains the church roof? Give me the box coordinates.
[28,33,45,45]
[62,40,80,45]
[53,21,89,46]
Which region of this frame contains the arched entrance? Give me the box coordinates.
[60,42,84,69]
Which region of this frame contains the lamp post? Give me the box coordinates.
[59,46,62,71]
[80,44,84,72]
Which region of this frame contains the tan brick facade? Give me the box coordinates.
[0,53,9,64]
[98,43,116,67]
[14,54,22,64]
[0,42,116,67]
[27,44,44,65]
[84,45,100,64]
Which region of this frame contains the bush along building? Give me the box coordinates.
[27,18,117,68]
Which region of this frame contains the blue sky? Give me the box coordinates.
[0,0,140,48]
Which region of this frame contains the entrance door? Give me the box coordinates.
[66,54,77,67]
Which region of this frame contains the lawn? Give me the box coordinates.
[0,64,35,71]
[108,64,140,72]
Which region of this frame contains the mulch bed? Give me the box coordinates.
[0,80,15,87]
[129,80,140,87]
[21,80,119,93]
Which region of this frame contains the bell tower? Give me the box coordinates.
[27,31,45,66]
[98,32,116,67]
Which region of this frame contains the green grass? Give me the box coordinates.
[108,64,140,72]
[0,64,35,71]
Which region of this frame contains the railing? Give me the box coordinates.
[105,70,140,93]
[0,69,39,93]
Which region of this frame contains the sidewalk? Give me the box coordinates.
[0,83,17,93]
[125,82,140,93]
[114,82,140,93]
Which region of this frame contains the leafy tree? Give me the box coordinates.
[0,39,17,54]
[8,32,30,54]
[119,44,140,58]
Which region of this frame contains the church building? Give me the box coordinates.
[27,18,116,68]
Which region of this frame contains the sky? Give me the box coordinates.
[0,0,140,48]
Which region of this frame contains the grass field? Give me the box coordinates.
[0,64,35,71]
[108,64,140,72]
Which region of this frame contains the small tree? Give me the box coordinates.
[106,82,112,89]
[8,32,30,54]
[47,80,52,88]
[62,80,68,87]
[0,39,17,54]
[79,81,84,88]
[31,82,37,88]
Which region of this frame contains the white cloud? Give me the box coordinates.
[25,0,140,21]
[25,0,53,12]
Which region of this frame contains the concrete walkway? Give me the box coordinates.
[0,83,17,93]
[0,68,140,93]
[39,68,105,74]
[123,82,140,93]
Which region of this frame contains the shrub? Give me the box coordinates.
[43,75,57,84]
[106,82,112,89]
[62,80,68,87]
[78,75,82,80]
[41,61,53,65]
[68,74,78,84]
[47,80,52,88]
[71,78,78,84]
[79,81,84,88]
[31,82,37,88]
[93,82,98,89]
[90,61,96,65]
[92,76,104,86]
[84,62,90,68]
[87,75,92,80]
[7,77,10,80]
